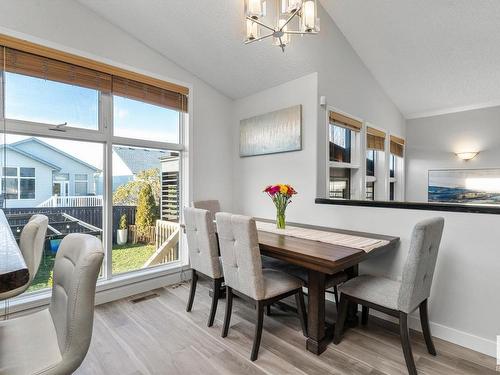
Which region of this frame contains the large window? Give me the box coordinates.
[0,41,188,297]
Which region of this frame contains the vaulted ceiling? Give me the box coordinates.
[78,0,500,118]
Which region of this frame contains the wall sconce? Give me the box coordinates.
[455,152,479,161]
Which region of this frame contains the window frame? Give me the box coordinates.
[74,173,89,196]
[0,37,192,303]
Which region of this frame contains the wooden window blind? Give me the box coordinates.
[367,127,386,151]
[329,111,362,132]
[0,34,189,113]
[113,76,188,113]
[390,135,405,157]
[1,47,112,93]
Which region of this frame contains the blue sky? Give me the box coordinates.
[4,72,180,146]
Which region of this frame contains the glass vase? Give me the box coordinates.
[276,208,286,229]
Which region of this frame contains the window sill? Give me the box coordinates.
[329,161,360,169]
[2,262,191,316]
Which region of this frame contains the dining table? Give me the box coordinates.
[255,220,399,355]
[0,209,29,297]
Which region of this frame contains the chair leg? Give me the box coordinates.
[266,305,272,316]
[222,286,233,338]
[333,286,340,312]
[333,293,348,344]
[361,306,369,326]
[399,312,418,375]
[419,299,436,356]
[208,278,222,327]
[186,270,198,312]
[251,301,265,361]
[295,289,308,337]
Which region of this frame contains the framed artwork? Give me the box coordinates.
[239,105,302,157]
[428,168,500,204]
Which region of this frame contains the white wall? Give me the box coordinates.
[232,14,500,357]
[0,0,234,210]
[406,105,500,202]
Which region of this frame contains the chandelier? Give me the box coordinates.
[245,0,320,52]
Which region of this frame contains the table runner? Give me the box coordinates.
[256,221,389,252]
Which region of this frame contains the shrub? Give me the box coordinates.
[135,184,157,240]
[119,214,128,230]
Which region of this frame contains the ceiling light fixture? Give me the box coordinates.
[245,0,320,52]
[456,152,479,161]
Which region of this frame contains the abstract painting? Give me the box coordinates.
[428,168,500,204]
[240,105,302,157]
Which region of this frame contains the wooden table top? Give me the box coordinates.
[0,210,29,294]
[257,220,399,274]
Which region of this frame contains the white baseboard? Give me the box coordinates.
[324,294,496,357]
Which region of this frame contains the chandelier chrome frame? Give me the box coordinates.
[245,0,320,52]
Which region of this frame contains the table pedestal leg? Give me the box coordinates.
[306,270,331,355]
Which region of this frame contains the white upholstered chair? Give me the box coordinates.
[0,214,48,301]
[184,207,224,327]
[216,213,307,361]
[0,233,104,375]
[191,200,220,223]
[334,217,445,375]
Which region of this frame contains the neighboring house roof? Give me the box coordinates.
[10,137,101,172]
[0,145,61,171]
[113,146,170,175]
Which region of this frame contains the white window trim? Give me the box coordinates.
[0,38,194,312]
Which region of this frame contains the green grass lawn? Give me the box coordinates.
[28,243,156,293]
[111,243,156,274]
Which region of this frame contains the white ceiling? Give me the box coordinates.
[78,0,500,118]
[321,0,500,118]
[77,0,319,100]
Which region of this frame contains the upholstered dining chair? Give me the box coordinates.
[0,214,48,301]
[192,200,220,223]
[216,213,307,361]
[334,217,445,375]
[0,233,104,375]
[184,207,224,327]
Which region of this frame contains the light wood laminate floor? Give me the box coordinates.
[75,280,496,375]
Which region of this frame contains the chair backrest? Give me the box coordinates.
[215,213,265,300]
[49,233,104,374]
[184,207,222,279]
[192,200,220,223]
[398,217,444,313]
[20,214,48,283]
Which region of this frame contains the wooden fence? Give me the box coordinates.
[3,205,137,243]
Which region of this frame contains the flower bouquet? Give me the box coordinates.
[263,184,297,229]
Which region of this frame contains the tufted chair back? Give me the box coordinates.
[192,200,220,224]
[184,207,222,279]
[21,214,49,284]
[398,217,444,313]
[49,233,104,374]
[215,213,265,300]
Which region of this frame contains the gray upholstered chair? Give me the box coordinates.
[334,217,444,375]
[0,214,48,301]
[216,213,307,361]
[0,233,104,375]
[184,207,224,327]
[191,200,220,223]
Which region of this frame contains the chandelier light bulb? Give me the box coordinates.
[247,0,264,19]
[246,19,260,41]
[303,0,316,32]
